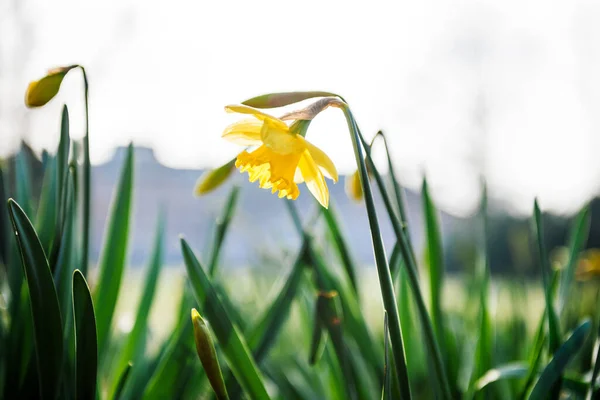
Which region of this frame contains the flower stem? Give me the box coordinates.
[355,124,453,400]
[337,104,412,400]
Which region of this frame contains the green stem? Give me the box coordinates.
[79,66,91,275]
[337,104,412,400]
[371,131,412,245]
[351,112,453,400]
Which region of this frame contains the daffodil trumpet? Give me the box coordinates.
[222,103,339,208]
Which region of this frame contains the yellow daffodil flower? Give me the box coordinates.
[222,104,338,208]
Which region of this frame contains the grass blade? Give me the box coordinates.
[15,149,33,218]
[559,206,590,311]
[94,143,134,357]
[322,205,360,297]
[421,178,446,353]
[109,211,164,397]
[54,167,77,326]
[208,186,239,277]
[35,157,58,258]
[181,237,270,400]
[342,105,418,400]
[81,68,91,276]
[529,319,591,400]
[354,116,452,399]
[72,270,98,400]
[0,164,9,268]
[382,311,391,400]
[587,323,600,400]
[143,292,197,399]
[533,201,561,354]
[113,362,133,400]
[7,198,64,399]
[474,363,528,392]
[247,238,307,361]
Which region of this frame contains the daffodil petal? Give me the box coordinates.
[225,105,288,129]
[298,151,329,208]
[300,137,338,182]
[293,168,304,183]
[221,119,263,145]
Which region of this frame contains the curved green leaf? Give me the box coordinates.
[109,212,164,398]
[208,186,239,277]
[530,319,591,400]
[533,201,561,355]
[113,362,133,400]
[422,178,446,355]
[7,198,64,399]
[474,363,528,392]
[94,143,134,357]
[181,237,270,400]
[72,270,97,400]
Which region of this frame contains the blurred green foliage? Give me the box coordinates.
[1,93,599,400]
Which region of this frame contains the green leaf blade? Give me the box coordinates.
[93,143,135,357]
[181,237,271,400]
[72,270,98,400]
[7,198,64,400]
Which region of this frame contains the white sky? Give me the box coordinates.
[2,0,600,216]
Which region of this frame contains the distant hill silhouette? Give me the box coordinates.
[89,146,463,268]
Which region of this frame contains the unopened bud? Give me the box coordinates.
[194,158,236,196]
[25,65,78,108]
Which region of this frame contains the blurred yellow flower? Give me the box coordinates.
[576,249,600,281]
[345,169,363,202]
[222,104,338,208]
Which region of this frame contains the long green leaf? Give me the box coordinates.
[354,116,452,399]
[109,211,164,397]
[0,164,9,268]
[113,363,133,400]
[35,157,58,257]
[422,178,446,353]
[72,270,98,400]
[533,200,561,355]
[529,319,591,400]
[559,206,590,311]
[285,202,383,378]
[54,167,77,324]
[15,149,33,218]
[181,237,270,400]
[322,205,360,297]
[474,363,528,392]
[382,312,391,400]
[143,287,198,399]
[81,67,91,276]
[208,186,239,277]
[342,105,415,400]
[247,239,307,361]
[7,198,64,399]
[587,323,600,400]
[94,143,134,357]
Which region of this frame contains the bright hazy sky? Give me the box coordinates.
[2,0,600,216]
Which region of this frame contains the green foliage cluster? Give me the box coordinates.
[0,87,599,400]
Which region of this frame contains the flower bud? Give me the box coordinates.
[191,309,229,400]
[25,65,78,108]
[194,158,236,196]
